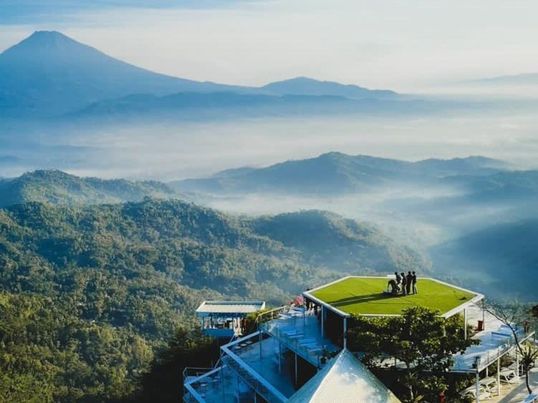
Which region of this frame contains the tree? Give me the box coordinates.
[348,306,476,402]
[532,305,538,319]
[134,328,220,403]
[520,344,538,395]
[484,301,537,395]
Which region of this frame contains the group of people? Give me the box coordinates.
[386,271,418,296]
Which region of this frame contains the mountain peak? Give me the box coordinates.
[6,31,80,53]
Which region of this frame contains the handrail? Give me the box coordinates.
[221,332,288,403]
[255,305,288,327]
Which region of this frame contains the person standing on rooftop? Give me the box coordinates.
[406,271,412,295]
[400,272,407,295]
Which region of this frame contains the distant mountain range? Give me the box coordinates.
[0,31,401,118]
[259,76,397,99]
[0,154,509,208]
[172,152,509,195]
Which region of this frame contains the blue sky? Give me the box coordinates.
[1,0,538,91]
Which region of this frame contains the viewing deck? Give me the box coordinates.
[305,276,482,317]
[452,305,536,373]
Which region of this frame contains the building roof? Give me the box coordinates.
[195,300,266,316]
[304,276,483,318]
[288,349,401,403]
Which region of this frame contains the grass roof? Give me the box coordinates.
[309,277,477,316]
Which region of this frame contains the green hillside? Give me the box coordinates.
[0,170,179,207]
[0,199,427,401]
[431,219,538,299]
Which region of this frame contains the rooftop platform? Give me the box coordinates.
[195,300,265,316]
[305,276,482,318]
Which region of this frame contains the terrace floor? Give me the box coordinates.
[453,304,535,372]
[310,276,477,316]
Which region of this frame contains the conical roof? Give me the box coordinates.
[288,349,401,403]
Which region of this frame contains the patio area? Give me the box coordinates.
[452,305,534,372]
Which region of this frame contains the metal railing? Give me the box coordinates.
[221,331,288,403]
[255,305,288,328]
[183,366,224,403]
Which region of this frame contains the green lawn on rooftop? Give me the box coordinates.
[311,277,476,316]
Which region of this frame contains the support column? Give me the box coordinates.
[516,347,519,376]
[497,358,501,396]
[259,332,262,359]
[321,306,324,338]
[482,300,486,330]
[463,308,467,340]
[476,371,480,403]
[294,353,298,386]
[343,317,347,349]
[278,340,282,373]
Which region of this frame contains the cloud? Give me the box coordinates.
[0,0,259,24]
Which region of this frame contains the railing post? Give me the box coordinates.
[475,370,480,403]
[496,358,500,396]
[321,305,324,338]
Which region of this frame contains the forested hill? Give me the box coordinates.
[173,152,507,195]
[0,169,179,207]
[0,199,427,402]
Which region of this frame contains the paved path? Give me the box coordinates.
[494,368,537,402]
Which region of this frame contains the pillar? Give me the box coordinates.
[278,340,282,373]
[321,306,324,338]
[476,371,480,403]
[482,300,486,330]
[516,347,519,376]
[343,317,347,349]
[294,353,298,385]
[497,358,501,396]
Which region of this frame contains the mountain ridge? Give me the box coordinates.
[0,31,399,117]
[172,152,509,195]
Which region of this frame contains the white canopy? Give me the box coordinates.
[195,300,265,316]
[288,349,401,403]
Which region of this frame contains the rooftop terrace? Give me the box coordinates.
[306,276,482,317]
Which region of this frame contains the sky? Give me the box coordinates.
[1,0,538,92]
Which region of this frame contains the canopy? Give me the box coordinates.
[195,300,265,316]
[288,349,401,403]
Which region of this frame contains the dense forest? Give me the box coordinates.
[0,198,427,401]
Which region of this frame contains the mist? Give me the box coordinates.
[3,106,538,180]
